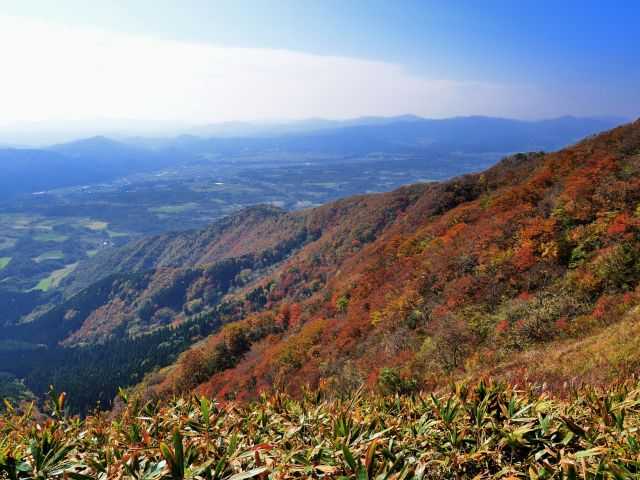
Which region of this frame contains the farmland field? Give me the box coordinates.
[31,263,77,292]
[149,202,199,214]
[33,250,64,263]
[81,220,108,231]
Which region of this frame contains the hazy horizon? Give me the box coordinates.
[0,0,638,145]
[0,113,634,148]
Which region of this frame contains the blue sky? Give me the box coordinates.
[0,0,638,127]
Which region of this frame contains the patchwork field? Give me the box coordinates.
[33,250,64,263]
[33,232,68,242]
[149,202,199,214]
[31,262,78,292]
[81,219,108,231]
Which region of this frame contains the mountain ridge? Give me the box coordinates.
[1,119,639,412]
[145,118,640,402]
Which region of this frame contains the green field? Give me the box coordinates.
[149,202,199,214]
[106,230,129,238]
[0,339,43,352]
[32,263,78,292]
[10,216,34,228]
[0,257,11,270]
[304,181,342,188]
[81,220,109,231]
[33,250,65,263]
[34,232,69,243]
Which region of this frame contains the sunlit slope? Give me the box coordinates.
[148,120,640,401]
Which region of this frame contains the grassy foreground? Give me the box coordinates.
[1,381,640,479]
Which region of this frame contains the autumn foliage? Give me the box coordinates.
[147,120,640,403]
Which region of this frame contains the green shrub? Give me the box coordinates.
[377,367,418,394]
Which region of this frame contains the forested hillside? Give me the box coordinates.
[0,184,427,410]
[142,119,640,403]
[2,120,640,415]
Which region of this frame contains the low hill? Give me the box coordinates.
[0,138,195,199]
[63,205,304,294]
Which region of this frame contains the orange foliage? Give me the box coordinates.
[165,120,640,403]
[512,240,536,272]
[607,212,633,236]
[495,319,509,334]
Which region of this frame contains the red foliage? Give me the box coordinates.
[167,120,640,403]
[554,317,569,333]
[441,222,467,244]
[513,241,536,272]
[495,319,509,334]
[276,303,291,328]
[607,212,632,236]
[518,291,533,301]
[431,304,451,321]
[289,303,302,328]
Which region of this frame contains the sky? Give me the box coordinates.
[0,0,638,135]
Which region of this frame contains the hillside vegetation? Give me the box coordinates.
[2,121,640,478]
[2,380,640,479]
[145,120,640,402]
[2,120,640,417]
[0,185,426,410]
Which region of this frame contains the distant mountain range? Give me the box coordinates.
[0,115,628,200]
[186,114,425,138]
[128,115,628,154]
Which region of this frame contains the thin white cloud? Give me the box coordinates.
[0,15,546,128]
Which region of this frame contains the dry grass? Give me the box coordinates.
[2,379,640,478]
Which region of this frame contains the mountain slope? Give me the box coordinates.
[2,119,638,412]
[63,205,305,294]
[144,119,640,401]
[0,183,428,410]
